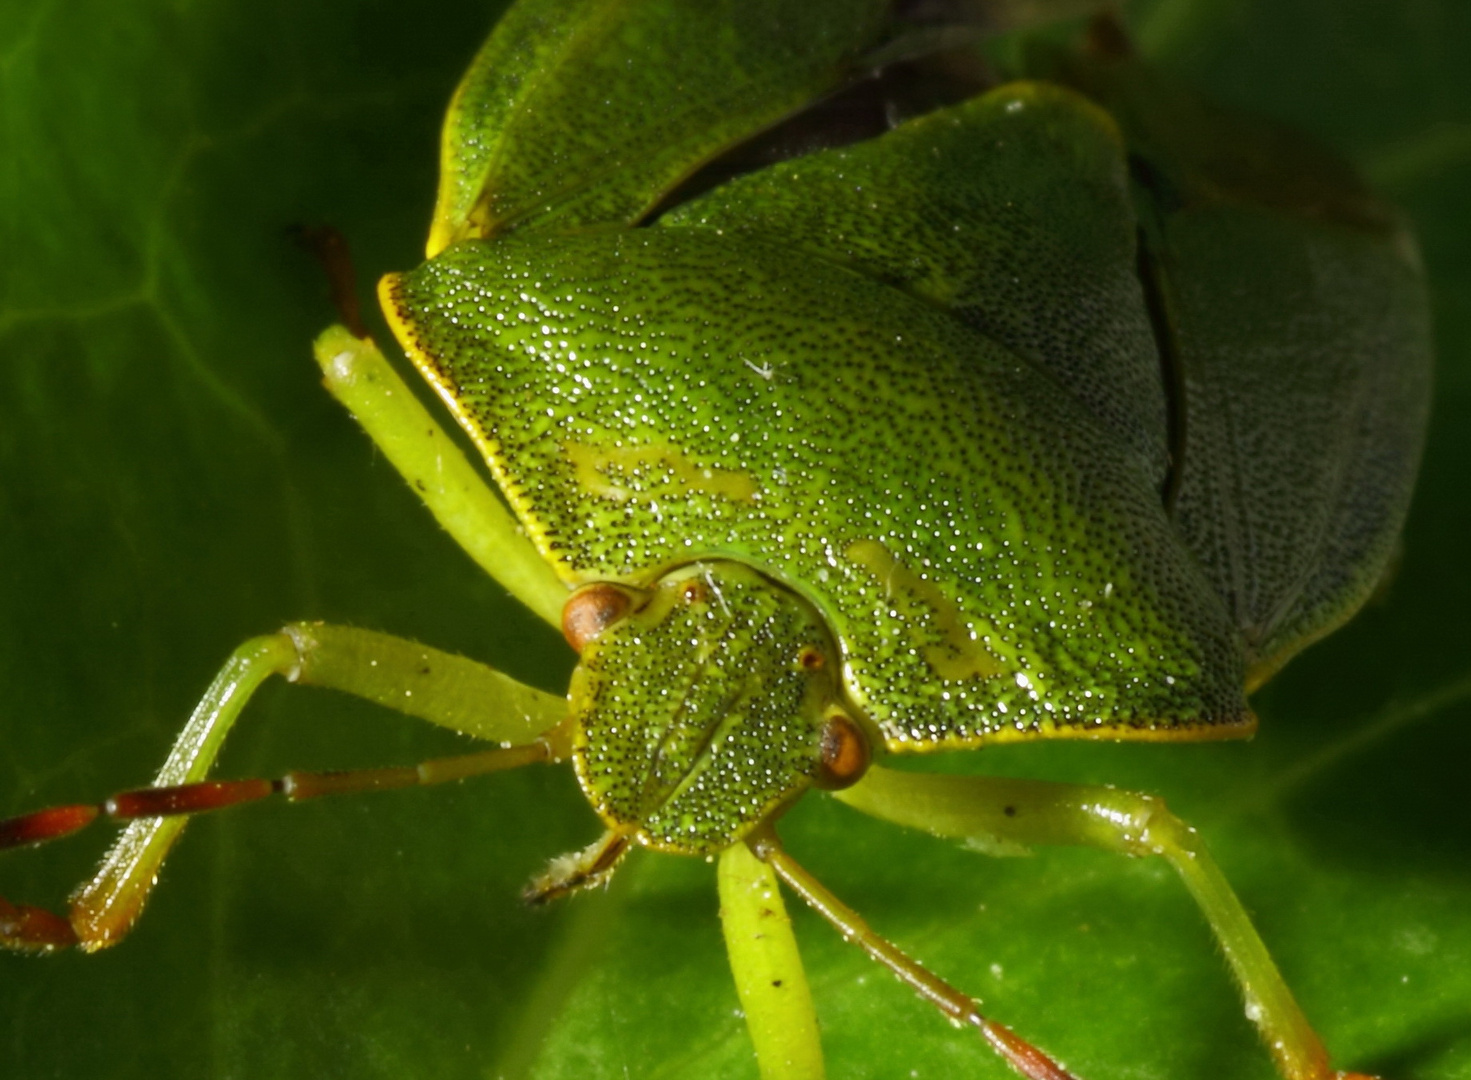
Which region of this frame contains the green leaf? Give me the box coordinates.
[2,1,1468,1078]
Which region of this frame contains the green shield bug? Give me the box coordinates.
[5,0,1465,1077]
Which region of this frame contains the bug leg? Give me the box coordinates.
[1,742,560,953]
[748,825,1080,1080]
[2,622,567,954]
[522,829,632,904]
[718,840,826,1080]
[834,765,1368,1080]
[313,324,567,628]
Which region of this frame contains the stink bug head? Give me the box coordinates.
[567,562,856,856]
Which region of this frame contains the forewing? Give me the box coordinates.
[1159,208,1432,683]
[428,0,891,253]
[1050,53,1436,682]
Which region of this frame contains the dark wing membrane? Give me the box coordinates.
[1159,207,1432,682]
[1052,49,1436,682]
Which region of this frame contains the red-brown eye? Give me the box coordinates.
[562,583,635,653]
[814,710,870,791]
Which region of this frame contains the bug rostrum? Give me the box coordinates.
[1,2,1433,1079]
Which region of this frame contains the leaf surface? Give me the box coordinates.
[2,1,1469,1078]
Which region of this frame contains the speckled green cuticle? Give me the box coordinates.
[386,222,1248,750]
[569,562,844,854]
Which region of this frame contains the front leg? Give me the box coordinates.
[3,623,567,951]
[313,325,567,628]
[718,840,826,1080]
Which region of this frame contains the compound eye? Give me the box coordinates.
[562,583,636,653]
[813,710,870,791]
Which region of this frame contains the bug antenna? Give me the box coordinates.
[749,824,1080,1080]
[291,223,369,339]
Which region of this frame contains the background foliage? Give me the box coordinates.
[2,0,1468,1077]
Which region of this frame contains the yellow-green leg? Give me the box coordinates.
[746,824,1078,1080]
[1,623,567,952]
[834,765,1374,1080]
[313,324,566,628]
[719,840,826,1080]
